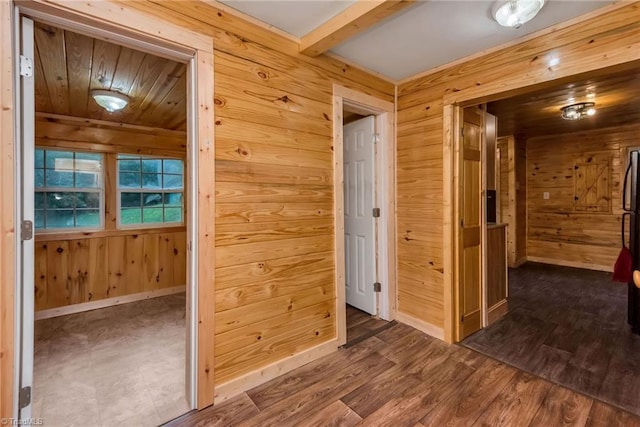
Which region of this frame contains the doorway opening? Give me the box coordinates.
[10,0,219,423]
[451,65,640,415]
[333,85,396,347]
[16,12,198,425]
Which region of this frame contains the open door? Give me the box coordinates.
[16,15,35,420]
[457,107,483,340]
[343,115,377,315]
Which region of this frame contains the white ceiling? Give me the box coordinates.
[220,0,357,37]
[219,0,615,81]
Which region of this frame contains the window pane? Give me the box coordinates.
[164,207,182,223]
[120,208,142,225]
[142,193,162,207]
[121,192,142,208]
[75,171,100,188]
[163,174,183,189]
[46,169,73,187]
[35,192,45,209]
[35,169,44,188]
[119,172,140,188]
[142,173,161,189]
[35,210,45,229]
[46,209,74,228]
[76,192,100,209]
[46,192,76,209]
[76,210,100,227]
[143,207,163,223]
[142,159,161,173]
[163,193,182,207]
[163,159,183,174]
[119,159,141,172]
[35,149,44,168]
[45,150,73,170]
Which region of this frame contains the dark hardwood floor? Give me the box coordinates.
[346,304,391,344]
[164,320,640,427]
[463,262,640,417]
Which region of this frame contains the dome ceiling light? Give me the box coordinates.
[493,0,545,29]
[561,102,596,121]
[90,89,129,113]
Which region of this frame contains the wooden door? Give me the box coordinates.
[344,116,377,315]
[458,107,483,340]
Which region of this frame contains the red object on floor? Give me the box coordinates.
[613,246,633,283]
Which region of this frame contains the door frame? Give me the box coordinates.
[3,0,216,417]
[332,84,396,346]
[442,62,640,344]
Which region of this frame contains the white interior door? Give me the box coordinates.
[344,116,376,315]
[16,15,36,420]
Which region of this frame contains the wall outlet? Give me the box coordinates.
[543,192,550,200]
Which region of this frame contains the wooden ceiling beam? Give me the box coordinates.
[299,0,415,57]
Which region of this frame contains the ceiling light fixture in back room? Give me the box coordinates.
[90,89,129,113]
[493,0,545,28]
[561,102,597,120]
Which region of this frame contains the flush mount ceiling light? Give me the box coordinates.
[493,0,545,28]
[90,90,129,113]
[561,102,596,121]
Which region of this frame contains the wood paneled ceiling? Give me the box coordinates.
[34,22,186,131]
[488,67,640,139]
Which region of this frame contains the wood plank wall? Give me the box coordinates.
[35,116,187,311]
[498,136,527,266]
[516,140,527,263]
[122,1,395,385]
[526,124,639,271]
[397,3,640,330]
[35,231,187,310]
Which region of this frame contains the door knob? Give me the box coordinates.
[634,270,640,289]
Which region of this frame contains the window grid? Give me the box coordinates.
[35,149,104,231]
[117,155,184,227]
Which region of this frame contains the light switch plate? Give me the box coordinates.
[543,192,550,200]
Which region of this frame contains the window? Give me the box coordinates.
[35,149,104,230]
[117,155,184,226]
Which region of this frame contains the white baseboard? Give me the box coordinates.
[35,285,186,320]
[214,339,338,404]
[525,256,612,272]
[395,311,444,340]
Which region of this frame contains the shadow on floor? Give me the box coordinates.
[462,262,640,416]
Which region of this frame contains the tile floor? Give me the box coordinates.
[32,293,190,427]
[463,263,640,416]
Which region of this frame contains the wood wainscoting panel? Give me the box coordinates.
[34,230,187,311]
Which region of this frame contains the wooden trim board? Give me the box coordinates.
[525,256,612,273]
[214,339,338,403]
[395,312,444,340]
[193,47,216,409]
[332,84,396,346]
[487,300,508,326]
[442,104,456,344]
[299,0,416,57]
[35,286,186,320]
[1,0,16,419]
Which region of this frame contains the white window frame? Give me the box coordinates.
[34,147,105,233]
[116,154,185,229]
